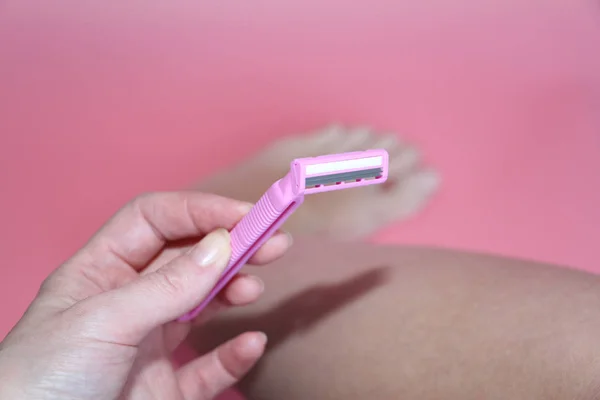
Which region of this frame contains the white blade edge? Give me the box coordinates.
[305,156,383,176]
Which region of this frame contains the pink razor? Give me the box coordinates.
[177,149,389,322]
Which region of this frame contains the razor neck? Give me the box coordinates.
[268,170,304,211]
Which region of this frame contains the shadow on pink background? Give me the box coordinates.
[1,1,599,398]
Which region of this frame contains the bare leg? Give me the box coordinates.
[190,128,600,399]
[191,239,600,400]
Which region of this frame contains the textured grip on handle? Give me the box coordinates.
[229,192,282,265]
[177,176,302,322]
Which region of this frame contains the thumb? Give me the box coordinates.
[79,229,232,345]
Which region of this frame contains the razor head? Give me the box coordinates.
[291,149,388,194]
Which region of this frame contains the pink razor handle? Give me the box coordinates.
[177,173,303,322]
[177,149,388,322]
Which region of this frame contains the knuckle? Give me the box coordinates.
[150,268,188,296]
[129,192,157,210]
[216,350,245,381]
[37,266,68,295]
[38,274,57,294]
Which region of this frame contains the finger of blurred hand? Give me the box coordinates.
[191,274,265,324]
[161,274,264,352]
[176,332,267,400]
[247,230,291,265]
[220,274,264,306]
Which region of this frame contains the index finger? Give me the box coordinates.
[74,191,284,272]
[37,191,290,310]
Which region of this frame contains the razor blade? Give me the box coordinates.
[177,149,388,322]
[296,150,388,193]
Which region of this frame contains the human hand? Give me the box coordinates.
[0,192,291,400]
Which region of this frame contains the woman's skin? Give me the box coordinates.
[1,125,595,398]
[187,128,600,399]
[0,192,292,400]
[190,238,600,400]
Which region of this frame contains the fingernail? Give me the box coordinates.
[283,231,293,247]
[238,332,268,357]
[250,276,265,294]
[189,229,231,270]
[268,230,293,248]
[238,202,254,214]
[250,332,268,349]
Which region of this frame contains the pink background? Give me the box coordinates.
[1,1,599,398]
